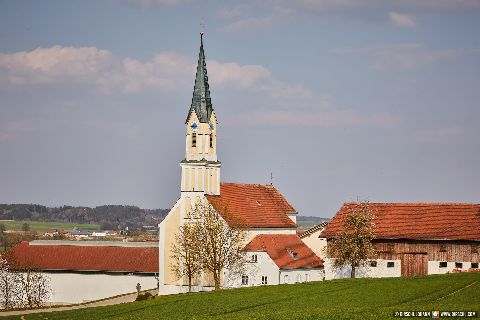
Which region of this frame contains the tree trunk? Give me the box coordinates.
[188,276,192,293]
[351,264,356,278]
[213,271,220,291]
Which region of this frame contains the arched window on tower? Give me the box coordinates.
[209,133,213,148]
[192,133,197,147]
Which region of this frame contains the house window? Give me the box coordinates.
[191,133,197,147]
[296,274,302,283]
[439,244,447,252]
[305,274,310,282]
[387,261,395,268]
[241,275,249,285]
[370,260,377,267]
[471,245,479,254]
[261,276,268,285]
[209,133,213,148]
[284,275,289,284]
[251,254,257,263]
[455,262,463,269]
[439,262,447,268]
[471,263,479,269]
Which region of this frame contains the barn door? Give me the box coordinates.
[401,253,428,276]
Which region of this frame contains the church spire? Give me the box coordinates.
[188,32,213,123]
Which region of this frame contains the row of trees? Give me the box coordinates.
[0,258,51,310]
[0,204,169,231]
[170,201,247,291]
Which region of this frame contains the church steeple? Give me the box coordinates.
[181,33,221,196]
[187,32,213,124]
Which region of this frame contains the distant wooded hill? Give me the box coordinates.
[0,204,169,231]
[296,216,330,229]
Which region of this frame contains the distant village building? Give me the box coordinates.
[320,203,480,279]
[6,240,158,304]
[158,34,323,294]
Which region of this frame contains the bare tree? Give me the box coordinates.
[327,201,376,278]
[170,222,202,292]
[191,200,247,290]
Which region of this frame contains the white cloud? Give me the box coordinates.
[389,12,416,27]
[0,45,402,129]
[0,45,315,103]
[0,46,114,85]
[0,46,192,94]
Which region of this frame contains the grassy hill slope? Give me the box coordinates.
[7,273,480,320]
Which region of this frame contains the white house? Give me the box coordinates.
[6,240,159,304]
[158,33,324,294]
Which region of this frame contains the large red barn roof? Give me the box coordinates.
[5,241,158,273]
[321,203,480,241]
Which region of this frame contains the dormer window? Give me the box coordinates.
[287,248,298,260]
[192,133,197,147]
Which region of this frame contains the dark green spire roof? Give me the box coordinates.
[187,33,213,123]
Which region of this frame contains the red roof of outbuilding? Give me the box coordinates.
[205,183,297,229]
[244,234,323,269]
[5,242,158,273]
[321,203,480,241]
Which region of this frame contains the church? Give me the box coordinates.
[158,34,324,294]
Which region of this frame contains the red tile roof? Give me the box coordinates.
[5,242,158,273]
[205,183,297,229]
[244,234,323,269]
[322,203,480,241]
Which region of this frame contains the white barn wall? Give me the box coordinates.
[428,260,474,275]
[323,258,401,280]
[46,272,157,304]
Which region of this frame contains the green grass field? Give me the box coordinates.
[0,220,100,232]
[5,272,479,320]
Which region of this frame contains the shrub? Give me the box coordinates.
[136,292,154,301]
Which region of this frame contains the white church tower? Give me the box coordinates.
[181,32,221,197]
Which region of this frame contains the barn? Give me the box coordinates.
[320,203,480,279]
[5,240,159,304]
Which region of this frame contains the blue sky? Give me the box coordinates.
[0,0,479,217]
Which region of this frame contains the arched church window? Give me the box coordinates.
[192,133,197,147]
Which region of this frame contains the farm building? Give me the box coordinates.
[5,240,158,304]
[158,34,324,294]
[299,222,329,259]
[320,203,480,279]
